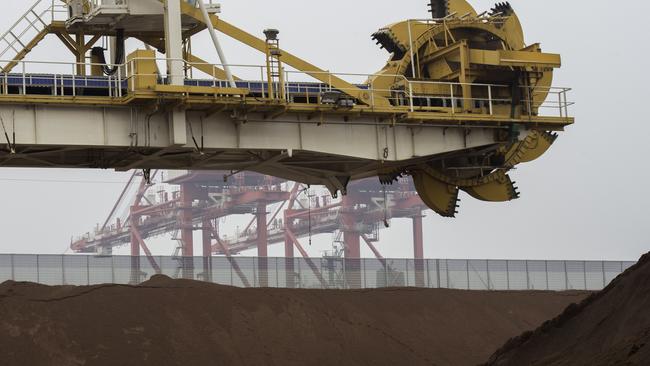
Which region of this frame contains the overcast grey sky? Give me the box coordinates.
[0,0,648,260]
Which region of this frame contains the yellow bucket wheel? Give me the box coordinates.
[504,130,559,168]
[372,1,561,217]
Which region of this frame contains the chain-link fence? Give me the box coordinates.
[0,254,636,291]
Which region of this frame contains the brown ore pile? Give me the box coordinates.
[485,252,650,366]
[0,277,585,366]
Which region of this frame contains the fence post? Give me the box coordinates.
[298,259,302,289]
[275,258,279,288]
[61,255,65,285]
[466,259,470,290]
[36,254,40,284]
[384,259,389,288]
[436,259,441,288]
[406,259,410,287]
[564,261,569,290]
[486,259,491,290]
[362,259,367,288]
[253,258,257,288]
[602,261,606,289]
[545,260,549,290]
[525,260,530,290]
[446,259,450,288]
[425,259,430,288]
[86,255,90,286]
[111,255,115,284]
[583,261,588,290]
[506,260,510,290]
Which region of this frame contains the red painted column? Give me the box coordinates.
[413,212,425,287]
[180,183,194,279]
[129,210,141,284]
[413,213,424,259]
[202,218,212,283]
[284,211,295,288]
[256,201,268,287]
[256,202,269,257]
[341,196,361,288]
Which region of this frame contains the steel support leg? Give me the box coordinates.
[180,183,194,279]
[284,213,295,288]
[256,202,269,287]
[413,213,425,287]
[202,218,212,283]
[341,196,361,289]
[130,216,141,285]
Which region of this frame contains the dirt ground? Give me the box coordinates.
[485,252,650,366]
[0,276,584,366]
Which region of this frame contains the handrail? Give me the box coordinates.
[0,57,574,120]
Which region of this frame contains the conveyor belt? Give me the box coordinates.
[0,73,369,97]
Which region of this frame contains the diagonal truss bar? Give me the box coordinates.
[362,234,388,269]
[210,224,252,288]
[130,223,162,274]
[285,227,328,288]
[174,0,389,107]
[101,171,137,231]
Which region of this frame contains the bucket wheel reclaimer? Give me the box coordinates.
[0,0,571,220]
[371,0,565,217]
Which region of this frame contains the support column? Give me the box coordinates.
[75,32,86,76]
[202,218,212,283]
[284,211,295,288]
[164,0,184,85]
[459,40,473,112]
[180,183,194,279]
[164,0,188,146]
[256,201,268,287]
[129,210,141,284]
[413,212,425,287]
[340,196,361,289]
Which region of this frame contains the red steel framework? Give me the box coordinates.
[71,171,427,287]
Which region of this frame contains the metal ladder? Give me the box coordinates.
[264,32,285,100]
[0,0,67,72]
[170,228,184,278]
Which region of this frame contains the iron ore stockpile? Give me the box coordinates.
[485,252,650,366]
[0,279,584,366]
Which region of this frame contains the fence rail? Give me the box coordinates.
[0,254,635,291]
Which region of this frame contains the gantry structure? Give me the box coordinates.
[71,171,427,287]
[0,0,573,220]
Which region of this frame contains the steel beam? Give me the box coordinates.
[0,105,496,162]
[202,218,212,282]
[340,196,361,289]
[256,201,268,287]
[284,228,327,288]
[412,213,426,287]
[179,183,194,279]
[130,212,141,284]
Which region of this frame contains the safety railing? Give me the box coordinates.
[0,0,68,65]
[0,254,635,291]
[87,0,128,9]
[0,56,573,122]
[122,57,571,117]
[522,86,574,121]
[87,0,219,10]
[0,59,125,98]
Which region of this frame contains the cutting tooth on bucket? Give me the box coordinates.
[505,130,559,167]
[462,172,519,202]
[413,170,460,217]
